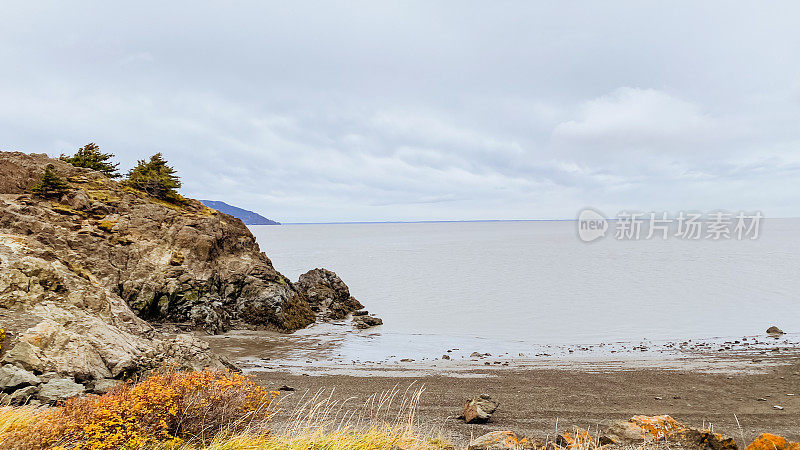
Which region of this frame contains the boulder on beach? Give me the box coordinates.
[468,430,535,449]
[745,433,800,450]
[462,394,499,423]
[600,415,736,449]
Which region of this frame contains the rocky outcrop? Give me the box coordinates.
[296,268,363,320]
[0,152,316,335]
[0,151,367,402]
[0,231,233,402]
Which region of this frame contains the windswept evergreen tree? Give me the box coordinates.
[60,143,120,178]
[125,153,182,200]
[31,164,70,198]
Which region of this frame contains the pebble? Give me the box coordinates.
[773,405,784,410]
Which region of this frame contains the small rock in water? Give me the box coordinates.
[470,352,484,358]
[441,354,451,360]
[766,326,785,335]
[353,315,383,329]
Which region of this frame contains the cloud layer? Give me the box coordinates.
[1,1,799,221]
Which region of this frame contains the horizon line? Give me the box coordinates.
[269,216,795,225]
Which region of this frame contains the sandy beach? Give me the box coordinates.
[202,330,800,448]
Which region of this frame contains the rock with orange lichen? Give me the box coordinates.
[601,415,737,449]
[555,429,595,448]
[602,415,684,443]
[746,434,800,450]
[468,431,536,450]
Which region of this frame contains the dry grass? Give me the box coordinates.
[0,371,450,450]
[184,383,452,450]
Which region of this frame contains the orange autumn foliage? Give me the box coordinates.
[3,368,279,450]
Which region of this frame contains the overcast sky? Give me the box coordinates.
[2,2,799,222]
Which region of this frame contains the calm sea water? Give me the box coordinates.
[249,220,800,360]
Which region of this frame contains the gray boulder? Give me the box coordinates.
[37,378,85,404]
[0,364,40,390]
[90,378,123,395]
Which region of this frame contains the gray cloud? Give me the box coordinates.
[1,1,800,221]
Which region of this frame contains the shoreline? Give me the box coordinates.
[202,325,800,447]
[201,326,800,377]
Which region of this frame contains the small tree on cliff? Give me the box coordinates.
[60,143,120,178]
[31,164,70,198]
[124,153,182,200]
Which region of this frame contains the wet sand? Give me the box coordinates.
[202,330,800,448]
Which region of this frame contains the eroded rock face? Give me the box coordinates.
[0,152,315,334]
[0,233,233,399]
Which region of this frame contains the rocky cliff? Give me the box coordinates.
[0,151,366,403]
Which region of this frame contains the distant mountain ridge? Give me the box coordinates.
[199,200,280,225]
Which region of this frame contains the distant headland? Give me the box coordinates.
[199,200,280,225]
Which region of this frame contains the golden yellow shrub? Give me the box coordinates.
[3,369,278,450]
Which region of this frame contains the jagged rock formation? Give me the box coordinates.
[0,151,365,401]
[296,268,364,320]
